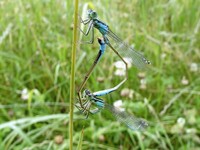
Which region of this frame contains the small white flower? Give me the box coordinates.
[114,57,132,69]
[140,79,147,90]
[114,68,126,76]
[113,100,125,111]
[120,88,134,99]
[114,61,126,69]
[181,76,189,85]
[114,57,132,77]
[140,79,146,85]
[21,88,29,100]
[170,117,186,134]
[138,72,146,79]
[190,63,198,72]
[177,117,185,128]
[140,84,147,90]
[161,53,166,59]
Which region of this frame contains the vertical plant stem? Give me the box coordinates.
[69,0,79,149]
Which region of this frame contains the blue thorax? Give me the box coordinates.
[91,97,105,108]
[93,19,109,35]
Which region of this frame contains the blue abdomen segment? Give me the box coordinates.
[100,44,106,54]
[98,39,106,59]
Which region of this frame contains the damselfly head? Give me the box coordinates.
[81,89,92,102]
[88,9,97,19]
[84,89,91,95]
[84,89,92,96]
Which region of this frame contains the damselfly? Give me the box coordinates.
[77,38,127,108]
[76,89,148,131]
[80,9,151,70]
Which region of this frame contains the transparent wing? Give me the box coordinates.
[107,29,151,70]
[105,103,148,130]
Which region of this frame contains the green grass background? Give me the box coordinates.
[0,0,200,149]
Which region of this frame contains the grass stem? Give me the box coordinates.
[69,0,79,149]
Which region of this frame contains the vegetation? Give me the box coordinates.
[0,0,199,149]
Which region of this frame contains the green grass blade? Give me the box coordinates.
[69,0,79,150]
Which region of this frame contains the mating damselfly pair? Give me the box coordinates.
[76,9,150,131]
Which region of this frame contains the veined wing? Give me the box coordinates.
[107,29,151,70]
[105,103,148,131]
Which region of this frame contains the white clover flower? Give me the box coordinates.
[114,61,126,69]
[161,53,166,59]
[140,79,147,90]
[114,68,126,76]
[181,76,189,85]
[114,57,132,77]
[113,100,125,111]
[21,88,29,100]
[120,88,134,99]
[190,63,198,72]
[177,117,186,128]
[114,57,132,69]
[170,117,186,134]
[140,79,146,85]
[138,72,146,79]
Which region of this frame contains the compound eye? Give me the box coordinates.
[92,12,97,18]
